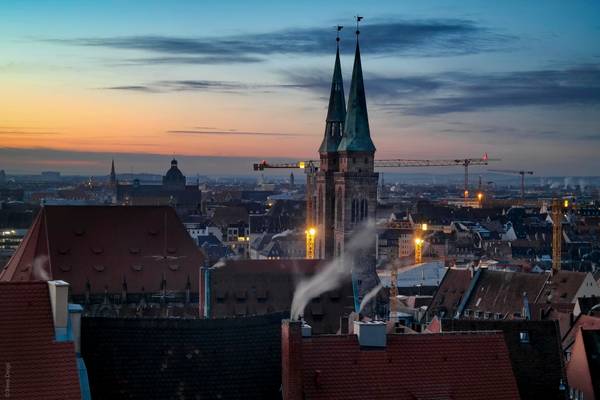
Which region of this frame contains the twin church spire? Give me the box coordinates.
[319,20,375,155]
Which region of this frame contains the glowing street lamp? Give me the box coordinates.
[305,227,317,259]
[414,237,423,264]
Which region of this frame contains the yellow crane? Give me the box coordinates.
[551,198,565,274]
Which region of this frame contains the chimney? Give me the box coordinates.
[282,320,304,400]
[353,321,386,347]
[68,304,83,353]
[48,280,69,338]
[339,315,349,334]
[301,322,312,337]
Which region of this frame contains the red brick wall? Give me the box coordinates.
[282,320,304,400]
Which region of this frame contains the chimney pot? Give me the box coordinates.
[353,321,386,347]
[301,322,312,337]
[48,280,69,337]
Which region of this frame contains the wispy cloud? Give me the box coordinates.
[168,129,307,137]
[100,79,273,93]
[102,85,157,92]
[45,17,515,66]
[0,128,61,136]
[284,63,600,116]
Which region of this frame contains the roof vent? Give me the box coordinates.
[353,321,386,348]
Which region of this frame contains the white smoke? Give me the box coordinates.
[358,283,383,313]
[578,178,586,193]
[31,255,50,281]
[550,181,560,189]
[564,177,572,190]
[290,220,376,320]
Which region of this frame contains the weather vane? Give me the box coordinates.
[355,15,363,36]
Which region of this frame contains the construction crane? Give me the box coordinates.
[488,169,534,198]
[254,155,499,199]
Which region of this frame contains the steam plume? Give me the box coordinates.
[31,255,50,281]
[358,283,383,313]
[290,221,376,320]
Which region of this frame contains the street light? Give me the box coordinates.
[305,227,317,259]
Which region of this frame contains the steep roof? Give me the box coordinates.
[442,319,566,400]
[319,45,346,153]
[562,314,600,351]
[82,313,285,399]
[288,325,519,399]
[463,269,549,317]
[1,206,203,295]
[337,40,375,153]
[0,282,81,399]
[537,270,590,304]
[427,268,472,318]
[206,259,355,334]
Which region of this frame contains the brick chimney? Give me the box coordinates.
[282,319,304,400]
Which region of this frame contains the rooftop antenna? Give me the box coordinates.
[355,15,363,37]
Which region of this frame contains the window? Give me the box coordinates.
[519,331,530,343]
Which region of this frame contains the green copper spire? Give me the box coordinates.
[337,36,375,153]
[319,33,346,154]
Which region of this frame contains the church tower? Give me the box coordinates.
[315,27,346,260]
[333,22,379,295]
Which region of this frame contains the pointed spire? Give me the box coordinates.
[319,26,346,154]
[338,19,375,153]
[109,159,117,186]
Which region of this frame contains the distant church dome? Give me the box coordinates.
[163,158,186,188]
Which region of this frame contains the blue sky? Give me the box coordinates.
[1,1,599,176]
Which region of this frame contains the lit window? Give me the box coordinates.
[519,331,530,343]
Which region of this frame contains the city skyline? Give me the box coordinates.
[1,1,600,175]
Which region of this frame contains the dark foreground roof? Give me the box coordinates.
[282,321,520,400]
[81,313,285,400]
[0,282,81,399]
[442,319,566,400]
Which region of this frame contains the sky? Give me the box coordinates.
[1,0,599,176]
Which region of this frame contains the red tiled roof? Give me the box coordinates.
[464,269,548,317]
[562,314,600,351]
[537,270,590,304]
[292,328,519,399]
[1,206,203,295]
[0,281,81,399]
[428,268,472,318]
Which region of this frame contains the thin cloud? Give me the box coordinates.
[102,85,158,92]
[0,128,61,136]
[168,129,308,137]
[44,18,515,65]
[284,63,600,115]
